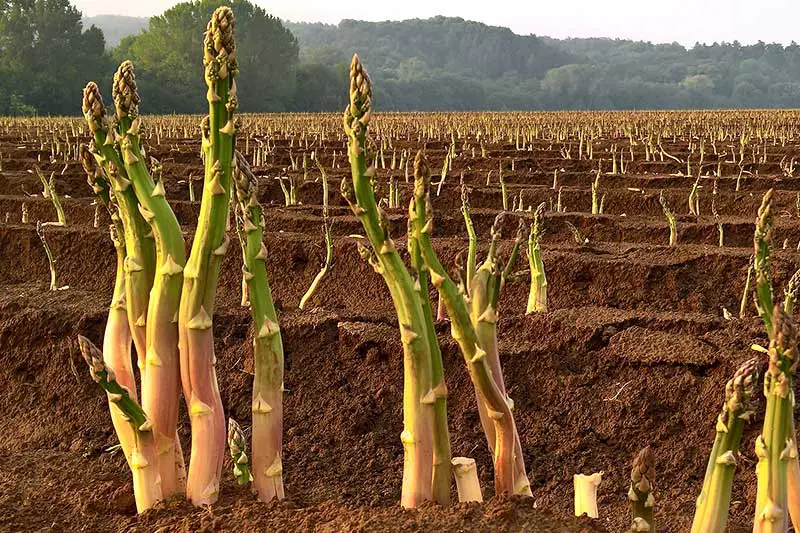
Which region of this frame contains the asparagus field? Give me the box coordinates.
[4,14,800,531]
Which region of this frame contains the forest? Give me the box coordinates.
[2,0,800,115]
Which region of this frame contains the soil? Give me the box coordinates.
[0,111,797,532]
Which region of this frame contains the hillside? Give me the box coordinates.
[82,15,148,48]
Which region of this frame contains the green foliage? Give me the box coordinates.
[7,4,800,115]
[116,0,298,113]
[0,0,108,115]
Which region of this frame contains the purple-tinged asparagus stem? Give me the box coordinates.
[179,7,239,505]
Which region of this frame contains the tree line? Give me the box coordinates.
[2,0,800,115]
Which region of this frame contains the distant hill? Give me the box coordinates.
[285,17,574,80]
[82,15,149,48]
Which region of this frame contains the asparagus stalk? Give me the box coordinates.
[753,190,774,335]
[526,202,548,314]
[177,7,239,505]
[408,152,452,506]
[232,152,285,502]
[461,183,477,295]
[35,221,57,291]
[629,446,656,532]
[112,62,186,498]
[691,358,759,533]
[82,82,155,370]
[299,219,334,310]
[659,191,677,247]
[414,151,531,497]
[77,336,162,512]
[34,166,66,226]
[80,145,139,462]
[753,307,796,532]
[783,268,800,315]
[299,160,335,310]
[741,256,754,320]
[342,55,437,508]
[227,418,252,486]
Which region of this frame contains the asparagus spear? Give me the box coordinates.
[691,358,759,533]
[34,215,59,290]
[753,190,774,335]
[112,61,186,498]
[659,191,677,247]
[227,418,252,486]
[342,54,439,508]
[82,82,155,372]
[526,202,548,314]
[414,150,531,497]
[629,447,656,532]
[754,307,796,532]
[178,6,239,505]
[77,336,162,512]
[460,183,477,295]
[80,145,140,464]
[232,152,285,502]
[408,153,452,506]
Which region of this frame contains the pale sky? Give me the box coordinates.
[73,0,796,47]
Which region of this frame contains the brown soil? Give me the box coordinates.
[0,111,797,532]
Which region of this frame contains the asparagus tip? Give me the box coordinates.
[112,60,140,120]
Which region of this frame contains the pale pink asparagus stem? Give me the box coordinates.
[184,328,226,504]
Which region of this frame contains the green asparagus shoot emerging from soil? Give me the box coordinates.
[691,358,758,533]
[233,152,286,503]
[77,335,162,512]
[659,191,677,247]
[342,55,446,508]
[526,203,547,314]
[178,6,239,505]
[227,418,252,486]
[629,446,655,532]
[34,165,66,226]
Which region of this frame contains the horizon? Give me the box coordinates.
[74,0,797,48]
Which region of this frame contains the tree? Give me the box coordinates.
[118,0,299,113]
[0,0,108,115]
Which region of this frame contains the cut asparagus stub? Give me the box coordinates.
[574,472,603,518]
[343,55,437,509]
[77,336,163,512]
[452,457,482,503]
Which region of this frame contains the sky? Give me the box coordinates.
[73,0,796,47]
